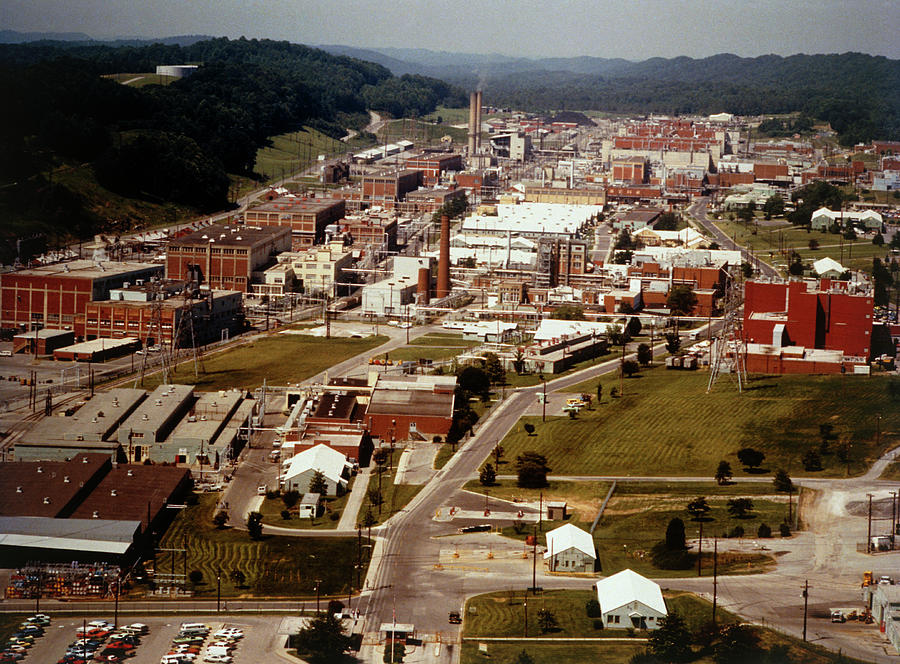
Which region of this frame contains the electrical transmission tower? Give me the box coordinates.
[135,281,171,387]
[170,286,202,380]
[707,275,747,393]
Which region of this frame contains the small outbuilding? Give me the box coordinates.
[595,568,667,630]
[544,523,596,573]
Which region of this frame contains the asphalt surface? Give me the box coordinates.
[688,197,781,279]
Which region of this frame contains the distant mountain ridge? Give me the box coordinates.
[0,30,214,47]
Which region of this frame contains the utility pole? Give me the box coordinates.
[788,486,793,526]
[216,566,221,613]
[315,579,322,615]
[541,377,546,422]
[892,492,897,543]
[712,537,718,628]
[532,525,538,592]
[539,492,543,532]
[867,494,873,554]
[697,521,703,576]
[523,595,528,637]
[802,580,809,641]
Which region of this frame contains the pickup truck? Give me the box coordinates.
[448,611,462,624]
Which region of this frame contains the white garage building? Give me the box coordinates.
[281,444,350,496]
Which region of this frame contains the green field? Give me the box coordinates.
[502,366,899,478]
[711,217,891,275]
[460,590,859,664]
[152,494,369,597]
[139,333,387,391]
[421,105,472,125]
[253,127,372,183]
[376,119,468,146]
[467,480,785,577]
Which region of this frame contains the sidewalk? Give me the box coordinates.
[338,466,371,530]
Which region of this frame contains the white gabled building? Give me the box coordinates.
[544,523,596,573]
[595,569,667,630]
[281,444,350,496]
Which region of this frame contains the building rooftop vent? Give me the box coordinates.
[64,476,70,483]
[42,497,50,504]
[92,511,99,518]
[82,456,89,463]
[15,486,22,493]
[127,469,134,476]
[141,413,149,421]
[36,466,43,473]
[110,489,117,497]
[91,417,98,423]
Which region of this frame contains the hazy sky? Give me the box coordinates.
[4,0,898,59]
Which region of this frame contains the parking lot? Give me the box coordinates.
[15,615,291,664]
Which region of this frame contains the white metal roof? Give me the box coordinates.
[595,569,667,615]
[543,523,595,560]
[813,257,845,275]
[284,444,348,485]
[533,319,617,341]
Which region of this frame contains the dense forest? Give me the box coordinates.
[0,37,466,251]
[325,47,900,146]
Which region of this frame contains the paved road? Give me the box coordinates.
[687,197,780,279]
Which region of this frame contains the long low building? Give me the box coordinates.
[0,517,141,565]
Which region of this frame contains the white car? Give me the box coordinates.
[257,485,267,495]
[203,655,232,663]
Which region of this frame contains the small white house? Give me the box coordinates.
[544,523,597,573]
[595,569,667,630]
[812,256,846,279]
[282,444,350,496]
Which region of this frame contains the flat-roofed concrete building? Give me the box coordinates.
[243,197,346,249]
[165,389,243,465]
[166,223,291,293]
[116,384,194,461]
[0,260,163,336]
[12,328,75,355]
[15,389,146,462]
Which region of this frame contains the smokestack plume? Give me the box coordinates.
[467,92,478,156]
[437,214,451,298]
[475,90,483,153]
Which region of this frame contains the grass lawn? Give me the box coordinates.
[460,642,644,664]
[254,127,372,182]
[152,494,368,598]
[461,589,858,664]
[139,333,387,391]
[434,444,455,470]
[357,450,425,526]
[467,480,785,577]
[0,614,29,645]
[259,481,353,530]
[505,365,900,478]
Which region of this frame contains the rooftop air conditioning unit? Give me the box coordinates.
[141,414,149,421]
[36,466,43,473]
[42,497,51,504]
[15,486,22,493]
[110,489,117,497]
[64,476,70,483]
[127,469,134,477]
[92,511,99,518]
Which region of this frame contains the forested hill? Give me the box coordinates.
[0,37,466,252]
[322,47,900,145]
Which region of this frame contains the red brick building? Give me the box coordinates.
[361,170,421,202]
[166,224,290,292]
[364,374,456,441]
[243,197,346,249]
[404,153,463,187]
[83,288,242,347]
[0,260,163,336]
[743,279,874,361]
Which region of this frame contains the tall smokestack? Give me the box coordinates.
[467,92,478,156]
[417,267,431,305]
[475,90,483,153]
[437,214,451,298]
